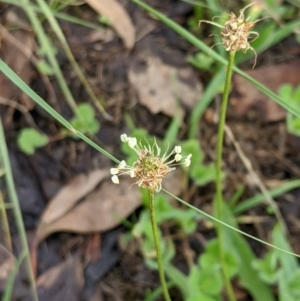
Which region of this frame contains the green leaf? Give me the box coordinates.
[187,266,222,298]
[272,224,298,279]
[199,268,223,295]
[221,204,276,301]
[278,270,297,301]
[154,195,199,234]
[187,52,214,71]
[17,128,48,155]
[199,239,238,278]
[191,163,216,186]
[287,270,300,298]
[252,251,279,284]
[181,139,204,164]
[187,294,216,301]
[70,103,100,135]
[36,60,54,75]
[278,84,293,100]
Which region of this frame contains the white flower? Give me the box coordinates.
[175,154,182,162]
[111,175,119,184]
[110,168,119,175]
[120,134,129,143]
[184,154,192,167]
[174,146,182,154]
[128,137,137,149]
[119,160,126,169]
[130,170,135,178]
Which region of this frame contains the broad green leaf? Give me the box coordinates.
[70,103,100,135]
[17,128,48,155]
[287,270,300,298]
[199,268,222,295]
[252,251,279,284]
[272,224,298,280]
[221,204,276,301]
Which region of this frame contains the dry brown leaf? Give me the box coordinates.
[37,177,141,241]
[37,256,83,301]
[86,0,135,49]
[39,169,108,227]
[0,12,35,110]
[231,60,300,122]
[0,244,15,291]
[128,56,202,119]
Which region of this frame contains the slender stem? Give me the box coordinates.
[0,117,39,301]
[0,191,12,252]
[215,50,236,301]
[148,189,171,301]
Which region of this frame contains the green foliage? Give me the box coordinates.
[70,103,100,136]
[181,139,217,185]
[199,239,238,278]
[187,52,214,71]
[132,193,200,264]
[98,15,112,26]
[252,251,279,284]
[278,84,300,136]
[17,128,48,155]
[250,224,300,301]
[36,60,54,75]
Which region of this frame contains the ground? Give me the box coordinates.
[1,0,300,301]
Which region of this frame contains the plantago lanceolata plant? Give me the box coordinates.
[111,134,192,301]
[199,3,264,301]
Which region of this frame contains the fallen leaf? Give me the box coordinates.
[0,244,15,291]
[37,255,83,301]
[86,0,135,49]
[231,60,300,122]
[128,55,202,119]
[39,169,108,227]
[37,177,141,241]
[0,11,35,109]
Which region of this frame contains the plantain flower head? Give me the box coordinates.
[199,2,264,68]
[110,134,192,192]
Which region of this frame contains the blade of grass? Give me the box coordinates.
[19,0,78,114]
[0,118,39,301]
[233,180,300,215]
[2,249,28,301]
[34,0,112,120]
[0,192,12,251]
[162,188,300,258]
[1,0,107,31]
[130,0,300,119]
[0,60,118,164]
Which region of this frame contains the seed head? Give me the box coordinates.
[110,134,192,192]
[199,2,264,68]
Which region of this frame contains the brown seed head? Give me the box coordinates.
[199,2,263,68]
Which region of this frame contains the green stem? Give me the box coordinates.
[215,50,236,301]
[148,189,171,301]
[0,117,39,301]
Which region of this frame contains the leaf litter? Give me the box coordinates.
[86,0,135,49]
[37,171,141,241]
[231,60,300,122]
